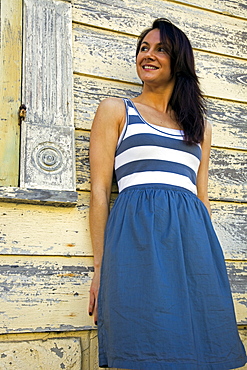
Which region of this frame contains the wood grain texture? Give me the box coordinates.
[208,148,247,202]
[0,192,245,260]
[0,255,245,334]
[23,0,73,127]
[73,25,247,102]
[227,262,247,325]
[0,0,22,186]
[0,192,90,256]
[75,130,247,202]
[72,0,247,58]
[73,75,141,130]
[0,337,81,370]
[74,75,247,150]
[0,255,95,334]
[207,98,247,150]
[20,0,76,192]
[0,187,78,206]
[211,201,247,260]
[0,331,93,370]
[171,0,247,19]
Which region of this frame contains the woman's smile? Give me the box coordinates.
[136,28,173,86]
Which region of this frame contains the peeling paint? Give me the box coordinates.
[51,343,64,358]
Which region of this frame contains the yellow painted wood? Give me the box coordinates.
[210,201,247,260]
[0,255,95,334]
[73,25,247,102]
[207,99,247,150]
[0,255,245,331]
[208,148,247,202]
[0,330,91,370]
[73,75,141,131]
[0,196,245,261]
[74,75,247,150]
[171,0,247,19]
[0,193,91,256]
[0,337,81,369]
[0,0,22,186]
[72,0,247,58]
[0,194,246,260]
[238,331,247,370]
[227,261,247,325]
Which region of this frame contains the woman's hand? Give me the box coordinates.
[88,270,100,325]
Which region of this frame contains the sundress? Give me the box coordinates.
[97,98,247,370]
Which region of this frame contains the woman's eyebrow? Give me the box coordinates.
[141,41,163,46]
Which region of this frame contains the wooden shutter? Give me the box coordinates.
[20,0,76,194]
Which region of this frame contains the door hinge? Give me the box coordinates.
[19,104,27,125]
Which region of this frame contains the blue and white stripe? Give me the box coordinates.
[115,99,202,194]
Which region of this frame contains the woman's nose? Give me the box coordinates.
[145,48,155,60]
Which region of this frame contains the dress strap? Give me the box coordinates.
[116,99,129,150]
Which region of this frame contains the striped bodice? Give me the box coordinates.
[115,99,202,194]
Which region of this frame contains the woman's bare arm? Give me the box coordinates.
[88,98,125,323]
[196,122,212,216]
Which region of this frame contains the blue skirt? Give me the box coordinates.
[98,184,246,370]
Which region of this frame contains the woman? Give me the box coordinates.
[88,18,246,369]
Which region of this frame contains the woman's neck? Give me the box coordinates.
[134,83,175,113]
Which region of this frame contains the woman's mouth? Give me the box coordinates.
[142,65,159,70]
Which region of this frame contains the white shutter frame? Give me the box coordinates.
[20,0,77,200]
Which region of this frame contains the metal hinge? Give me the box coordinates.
[19,104,27,125]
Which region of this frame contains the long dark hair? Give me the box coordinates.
[136,18,206,144]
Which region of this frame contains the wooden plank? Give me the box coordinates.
[0,0,22,186]
[0,193,246,260]
[227,262,247,326]
[73,75,140,131]
[75,130,247,202]
[211,202,247,260]
[74,75,247,150]
[0,331,92,370]
[172,0,247,19]
[207,98,247,150]
[0,255,95,334]
[72,0,247,58]
[0,187,78,206]
[239,331,247,369]
[208,148,247,202]
[0,192,91,256]
[0,338,81,369]
[0,256,245,334]
[73,25,247,102]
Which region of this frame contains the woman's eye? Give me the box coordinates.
[140,46,148,52]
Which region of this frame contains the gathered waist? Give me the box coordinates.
[120,183,196,196]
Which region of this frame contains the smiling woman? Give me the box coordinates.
[136,29,174,88]
[88,18,247,370]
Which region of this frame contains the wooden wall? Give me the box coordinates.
[74,0,247,368]
[0,0,246,369]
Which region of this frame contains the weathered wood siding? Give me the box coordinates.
[0,0,22,186]
[0,0,246,369]
[72,1,247,368]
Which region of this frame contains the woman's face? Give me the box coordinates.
[136,28,174,88]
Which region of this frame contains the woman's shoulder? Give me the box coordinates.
[93,98,126,130]
[97,97,126,113]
